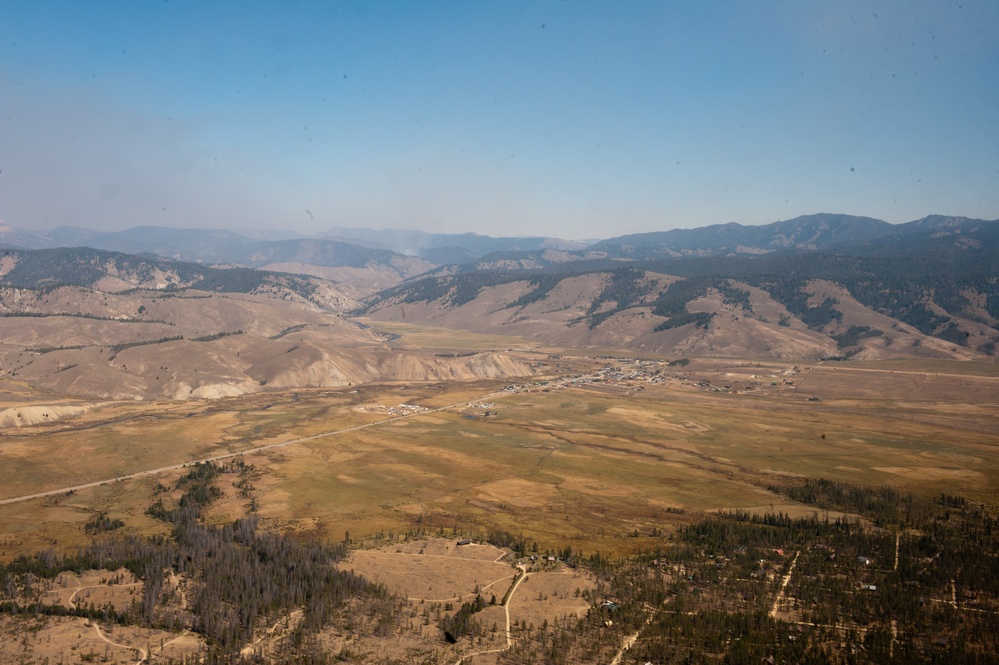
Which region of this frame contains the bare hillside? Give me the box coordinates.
[258,259,433,294]
[362,270,994,361]
[0,285,533,405]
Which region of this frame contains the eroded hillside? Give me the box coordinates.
[0,283,533,406]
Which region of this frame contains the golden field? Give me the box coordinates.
[2,322,996,560]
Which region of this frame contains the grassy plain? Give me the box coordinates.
[2,341,996,560]
[1,321,998,662]
[358,318,540,353]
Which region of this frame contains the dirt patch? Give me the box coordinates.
[346,539,515,602]
[605,406,709,434]
[558,475,636,498]
[475,478,558,508]
[0,404,95,428]
[0,615,202,664]
[39,569,141,612]
[388,537,507,561]
[509,569,596,628]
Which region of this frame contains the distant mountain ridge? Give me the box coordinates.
[0,246,358,311]
[0,223,588,264]
[2,213,996,291]
[0,226,435,292]
[321,226,587,260]
[411,214,998,274]
[589,213,998,258]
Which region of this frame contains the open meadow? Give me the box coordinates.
[1,322,998,662]
[2,337,997,558]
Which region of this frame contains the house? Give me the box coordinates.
[456,539,472,546]
[857,556,871,565]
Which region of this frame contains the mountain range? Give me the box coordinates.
[4,213,996,280]
[0,212,997,405]
[0,246,530,408]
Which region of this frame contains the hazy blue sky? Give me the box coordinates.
[1,1,997,238]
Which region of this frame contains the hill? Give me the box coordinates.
[321,226,587,261]
[0,246,359,309]
[0,228,436,293]
[0,249,533,404]
[590,213,894,258]
[358,224,999,361]
[5,213,996,291]
[4,214,998,367]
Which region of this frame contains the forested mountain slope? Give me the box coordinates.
[359,228,999,360]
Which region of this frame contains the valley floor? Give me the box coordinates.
[0,347,997,662]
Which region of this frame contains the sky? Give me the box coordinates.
[1,1,997,239]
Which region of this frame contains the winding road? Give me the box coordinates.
[452,564,528,665]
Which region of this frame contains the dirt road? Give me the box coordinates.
[1,371,603,507]
[0,393,507,506]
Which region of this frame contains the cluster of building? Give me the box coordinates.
[353,403,430,416]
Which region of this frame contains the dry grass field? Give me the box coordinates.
[1,567,202,664]
[507,569,595,630]
[356,318,546,354]
[306,538,598,664]
[0,615,203,665]
[346,540,514,602]
[1,320,997,661]
[2,346,995,560]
